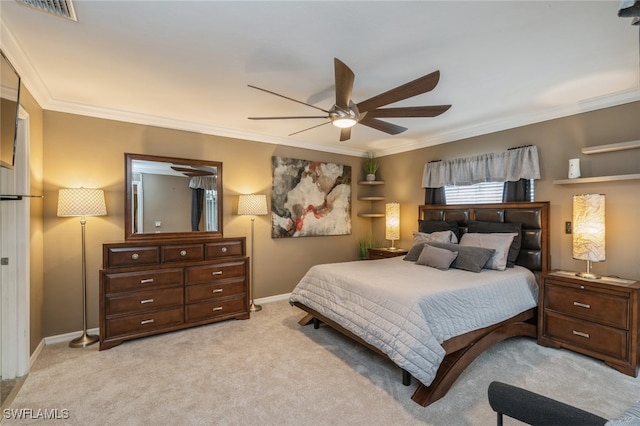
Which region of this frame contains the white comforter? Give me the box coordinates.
[289,257,538,386]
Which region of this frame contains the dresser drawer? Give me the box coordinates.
[107,246,159,268]
[545,283,629,329]
[161,244,204,263]
[185,261,246,284]
[205,240,243,258]
[543,311,628,361]
[106,307,184,338]
[185,297,246,323]
[185,280,245,303]
[106,287,184,316]
[103,269,183,294]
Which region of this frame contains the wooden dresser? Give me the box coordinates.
[99,236,249,350]
[538,270,640,376]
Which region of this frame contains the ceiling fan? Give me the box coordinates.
[248,58,451,142]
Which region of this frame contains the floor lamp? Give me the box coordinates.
[57,187,107,348]
[237,194,268,312]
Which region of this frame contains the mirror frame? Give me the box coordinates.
[125,153,223,240]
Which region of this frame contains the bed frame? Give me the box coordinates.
[292,201,549,407]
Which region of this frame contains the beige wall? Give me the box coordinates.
[378,101,640,281]
[42,112,371,336]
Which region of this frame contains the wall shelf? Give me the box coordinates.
[358,181,385,185]
[358,196,385,201]
[553,173,640,185]
[581,140,640,155]
[358,213,385,218]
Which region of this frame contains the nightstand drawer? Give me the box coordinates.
[545,283,628,329]
[544,311,628,361]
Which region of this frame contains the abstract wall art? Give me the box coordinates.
[271,156,351,238]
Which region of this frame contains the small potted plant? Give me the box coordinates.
[363,156,379,181]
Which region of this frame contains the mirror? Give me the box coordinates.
[1,50,21,169]
[125,153,223,240]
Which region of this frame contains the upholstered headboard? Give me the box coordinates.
[418,202,549,274]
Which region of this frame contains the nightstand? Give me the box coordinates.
[538,270,640,377]
[368,247,408,260]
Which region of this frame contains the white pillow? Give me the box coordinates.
[459,232,517,271]
[412,230,458,244]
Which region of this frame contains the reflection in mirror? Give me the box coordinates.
[125,154,223,240]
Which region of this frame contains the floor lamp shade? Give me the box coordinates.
[237,194,268,312]
[385,202,400,249]
[237,194,268,216]
[57,187,107,348]
[57,188,107,217]
[572,194,605,278]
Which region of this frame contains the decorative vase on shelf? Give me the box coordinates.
[568,158,581,179]
[366,173,376,182]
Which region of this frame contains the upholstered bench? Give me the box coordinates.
[487,381,640,426]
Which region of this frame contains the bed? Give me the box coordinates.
[289,201,549,406]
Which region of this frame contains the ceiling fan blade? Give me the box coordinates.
[249,116,328,120]
[365,105,451,118]
[288,121,330,137]
[359,116,407,135]
[339,128,352,142]
[356,70,441,112]
[248,85,330,114]
[334,58,355,109]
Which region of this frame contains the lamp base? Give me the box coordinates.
[575,272,601,280]
[250,302,262,313]
[69,332,99,348]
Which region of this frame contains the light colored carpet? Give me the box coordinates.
[5,299,639,425]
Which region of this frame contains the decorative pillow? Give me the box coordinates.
[416,244,458,270]
[468,221,522,267]
[403,242,427,261]
[459,232,517,271]
[426,242,495,273]
[404,230,459,262]
[413,230,458,244]
[418,220,460,240]
[605,400,640,426]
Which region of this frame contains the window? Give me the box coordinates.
[444,180,535,205]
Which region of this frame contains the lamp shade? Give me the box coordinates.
[385,203,400,241]
[57,188,107,217]
[572,194,605,262]
[237,194,268,216]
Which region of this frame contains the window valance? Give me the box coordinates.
[421,145,540,188]
[189,176,217,190]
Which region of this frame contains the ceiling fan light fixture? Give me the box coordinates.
[331,117,358,128]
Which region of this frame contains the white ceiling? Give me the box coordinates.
[1,1,639,157]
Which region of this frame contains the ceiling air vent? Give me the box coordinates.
[16,0,78,22]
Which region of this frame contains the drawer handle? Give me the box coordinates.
[140,278,154,284]
[212,288,223,294]
[180,250,187,256]
[141,319,154,325]
[221,247,227,253]
[212,306,223,312]
[131,253,140,260]
[573,301,591,309]
[211,271,223,276]
[140,298,154,304]
[573,330,590,339]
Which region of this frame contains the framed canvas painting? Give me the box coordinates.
[271,156,351,238]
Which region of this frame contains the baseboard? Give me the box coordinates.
[255,293,290,305]
[43,328,100,346]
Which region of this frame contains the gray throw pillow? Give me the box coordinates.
[426,242,495,273]
[468,221,522,267]
[416,244,458,270]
